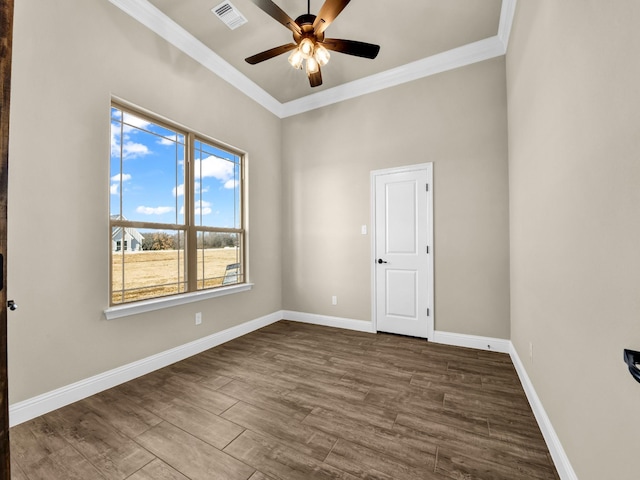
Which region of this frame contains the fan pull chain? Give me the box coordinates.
[308,0,310,14]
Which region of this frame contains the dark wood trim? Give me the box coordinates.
[0,0,13,478]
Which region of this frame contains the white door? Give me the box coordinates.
[372,164,433,338]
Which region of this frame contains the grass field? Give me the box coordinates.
[112,248,241,304]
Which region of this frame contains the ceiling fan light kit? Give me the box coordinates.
[245,0,380,87]
[288,39,330,73]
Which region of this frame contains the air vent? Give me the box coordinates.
[212,1,247,30]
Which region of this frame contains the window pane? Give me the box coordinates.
[111,227,186,305]
[196,232,242,289]
[193,140,241,228]
[110,108,185,225]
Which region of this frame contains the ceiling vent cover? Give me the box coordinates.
[212,1,248,30]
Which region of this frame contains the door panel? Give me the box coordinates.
[373,165,433,339]
[386,182,417,254]
[386,269,417,318]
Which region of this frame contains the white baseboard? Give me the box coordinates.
[432,330,511,354]
[509,344,578,480]
[9,311,282,427]
[283,314,511,355]
[283,310,376,333]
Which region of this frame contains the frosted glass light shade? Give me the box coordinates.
[314,45,330,66]
[288,48,303,69]
[300,38,314,58]
[306,56,319,74]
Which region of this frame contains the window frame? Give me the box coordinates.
[108,100,248,311]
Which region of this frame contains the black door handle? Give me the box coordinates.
[624,349,640,383]
[377,259,387,264]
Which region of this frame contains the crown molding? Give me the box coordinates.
[498,0,518,51]
[108,0,285,116]
[280,36,505,117]
[108,0,516,119]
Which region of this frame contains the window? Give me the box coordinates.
[109,103,245,305]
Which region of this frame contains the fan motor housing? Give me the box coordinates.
[293,14,324,43]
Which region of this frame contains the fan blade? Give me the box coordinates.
[245,43,297,65]
[321,38,380,59]
[249,0,301,35]
[308,67,323,87]
[313,0,351,35]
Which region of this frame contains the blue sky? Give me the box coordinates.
[110,107,241,229]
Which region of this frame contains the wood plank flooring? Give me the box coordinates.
[10,320,559,480]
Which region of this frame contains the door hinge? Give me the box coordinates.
[427,308,430,316]
[426,246,429,254]
[426,184,429,192]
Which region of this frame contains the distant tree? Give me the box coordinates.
[141,236,153,251]
[142,232,175,250]
[197,232,237,249]
[223,234,237,247]
[173,232,184,249]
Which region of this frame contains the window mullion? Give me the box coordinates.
[186,132,198,292]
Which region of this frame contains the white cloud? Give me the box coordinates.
[110,173,132,195]
[195,156,235,184]
[136,206,174,215]
[173,181,208,197]
[122,141,149,158]
[110,126,119,156]
[122,113,151,131]
[196,200,213,216]
[173,183,185,197]
[111,123,151,159]
[179,200,212,216]
[158,137,175,146]
[111,173,132,182]
[224,179,238,189]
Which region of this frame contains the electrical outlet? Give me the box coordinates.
[361,225,367,235]
[332,296,338,305]
[195,312,202,325]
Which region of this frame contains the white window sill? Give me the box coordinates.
[104,283,254,320]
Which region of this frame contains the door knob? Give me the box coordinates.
[377,259,388,264]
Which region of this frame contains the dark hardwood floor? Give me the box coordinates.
[10,320,559,480]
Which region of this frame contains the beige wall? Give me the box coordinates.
[7,0,282,403]
[507,1,640,478]
[282,58,511,339]
[7,0,511,410]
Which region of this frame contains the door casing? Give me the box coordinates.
[370,163,434,339]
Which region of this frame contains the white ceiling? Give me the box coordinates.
[109,0,517,117]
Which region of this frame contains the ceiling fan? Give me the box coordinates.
[245,0,380,87]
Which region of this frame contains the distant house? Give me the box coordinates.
[110,215,144,252]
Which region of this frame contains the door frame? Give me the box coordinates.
[0,0,12,478]
[370,163,434,339]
